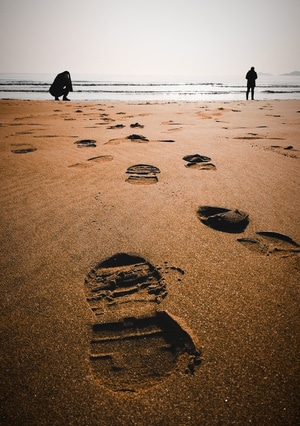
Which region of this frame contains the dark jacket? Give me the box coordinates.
[49,71,73,96]
[246,68,257,87]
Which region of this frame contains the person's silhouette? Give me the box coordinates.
[245,67,257,100]
[49,71,73,101]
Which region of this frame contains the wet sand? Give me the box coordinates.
[1,99,299,425]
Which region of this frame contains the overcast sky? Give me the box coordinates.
[0,0,299,77]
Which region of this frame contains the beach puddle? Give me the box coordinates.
[84,253,201,392]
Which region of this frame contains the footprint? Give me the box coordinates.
[197,206,249,233]
[15,131,34,135]
[234,135,264,140]
[68,162,91,169]
[84,253,201,392]
[186,162,216,170]
[127,134,149,142]
[69,155,113,168]
[268,145,298,158]
[237,232,300,257]
[105,134,149,145]
[87,155,113,163]
[107,124,125,129]
[165,127,182,133]
[75,139,97,148]
[130,123,144,128]
[161,120,182,126]
[126,164,160,185]
[183,154,216,170]
[270,145,295,151]
[33,135,60,138]
[11,147,37,154]
[183,154,211,163]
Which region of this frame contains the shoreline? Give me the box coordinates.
[1,73,300,103]
[1,99,299,425]
[2,94,300,102]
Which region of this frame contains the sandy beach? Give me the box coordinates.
[1,99,299,425]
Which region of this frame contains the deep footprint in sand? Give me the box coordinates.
[197,206,249,233]
[87,155,113,163]
[11,147,37,154]
[75,139,97,148]
[237,232,300,256]
[185,162,216,170]
[84,253,201,392]
[127,134,149,142]
[105,134,149,145]
[183,154,212,163]
[130,123,144,128]
[183,154,215,169]
[268,145,298,158]
[126,164,160,184]
[107,124,125,129]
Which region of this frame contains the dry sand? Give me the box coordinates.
[0,99,299,425]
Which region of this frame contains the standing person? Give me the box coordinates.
[49,71,73,101]
[245,67,258,100]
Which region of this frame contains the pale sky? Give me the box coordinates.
[0,0,299,77]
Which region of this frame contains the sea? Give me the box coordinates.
[0,73,300,102]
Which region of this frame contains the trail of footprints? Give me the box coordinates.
[84,253,201,392]
[10,110,298,392]
[84,220,299,393]
[197,206,299,256]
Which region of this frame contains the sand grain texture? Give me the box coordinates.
[1,99,299,425]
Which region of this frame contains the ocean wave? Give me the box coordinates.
[1,74,300,100]
[262,89,300,94]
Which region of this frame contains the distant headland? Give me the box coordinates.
[259,71,300,76]
[280,71,300,76]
